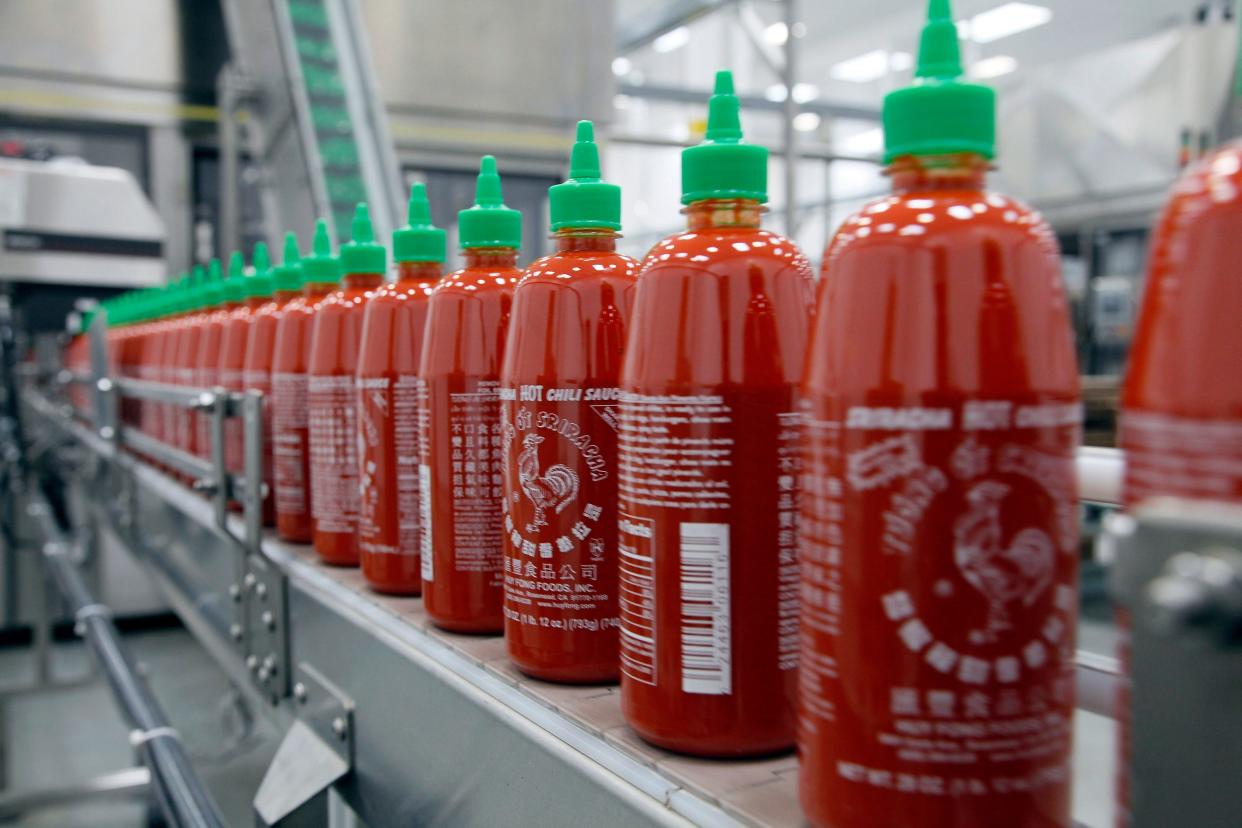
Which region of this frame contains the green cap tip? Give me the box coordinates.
[393,183,446,263]
[474,155,503,207]
[350,202,374,244]
[549,119,621,231]
[339,203,386,274]
[459,156,522,249]
[882,0,995,162]
[228,251,245,279]
[302,219,342,284]
[253,242,271,273]
[272,231,303,292]
[568,121,601,180]
[680,68,767,204]
[282,232,300,265]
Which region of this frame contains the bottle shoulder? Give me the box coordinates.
[640,227,811,278]
[828,189,1056,262]
[517,250,639,291]
[432,266,520,298]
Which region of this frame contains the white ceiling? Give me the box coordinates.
[617,0,1217,108]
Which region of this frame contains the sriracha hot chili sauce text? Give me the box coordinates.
[243,233,304,527]
[308,203,387,565]
[356,184,446,595]
[501,122,638,682]
[1115,143,1242,826]
[271,221,340,543]
[618,72,813,755]
[419,156,522,632]
[798,3,1082,826]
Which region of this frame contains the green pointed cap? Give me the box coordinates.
[458,156,522,249]
[681,71,768,205]
[301,219,342,284]
[223,251,247,303]
[245,242,275,298]
[393,183,447,263]
[203,258,225,307]
[273,232,303,292]
[882,0,995,162]
[339,203,387,274]
[549,121,621,231]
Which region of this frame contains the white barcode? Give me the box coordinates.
[420,464,434,582]
[679,522,731,695]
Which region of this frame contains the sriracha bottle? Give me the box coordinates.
[245,233,304,527]
[165,269,202,464]
[272,221,340,543]
[357,184,446,595]
[501,121,638,682]
[220,244,273,497]
[618,71,813,756]
[308,204,387,565]
[1116,143,1242,826]
[195,255,242,461]
[798,3,1081,826]
[420,156,522,632]
[177,261,219,462]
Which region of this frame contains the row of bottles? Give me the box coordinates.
[66,0,1242,824]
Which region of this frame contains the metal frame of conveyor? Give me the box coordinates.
[12,311,1242,827]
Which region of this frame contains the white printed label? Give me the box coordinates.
[308,375,359,533]
[679,522,731,695]
[420,463,434,582]
[618,512,657,685]
[272,371,309,515]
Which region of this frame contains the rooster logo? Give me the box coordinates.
[517,433,579,533]
[953,481,1054,642]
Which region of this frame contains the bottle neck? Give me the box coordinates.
[553,229,618,253]
[463,248,518,269]
[245,297,267,309]
[394,261,442,283]
[343,272,384,290]
[303,281,337,297]
[684,199,763,231]
[887,153,989,194]
[273,289,299,302]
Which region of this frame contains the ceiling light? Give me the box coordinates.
[889,51,913,71]
[792,83,819,103]
[764,22,788,45]
[830,49,890,83]
[793,112,821,132]
[970,55,1018,79]
[764,84,788,102]
[967,2,1051,44]
[612,57,632,76]
[652,26,690,53]
[840,127,883,156]
[791,21,807,38]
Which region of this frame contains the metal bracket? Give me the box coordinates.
[254,663,354,827]
[1108,497,1242,828]
[242,554,290,704]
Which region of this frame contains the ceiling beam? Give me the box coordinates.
[616,80,880,121]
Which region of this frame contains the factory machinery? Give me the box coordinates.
[0,286,1237,828]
